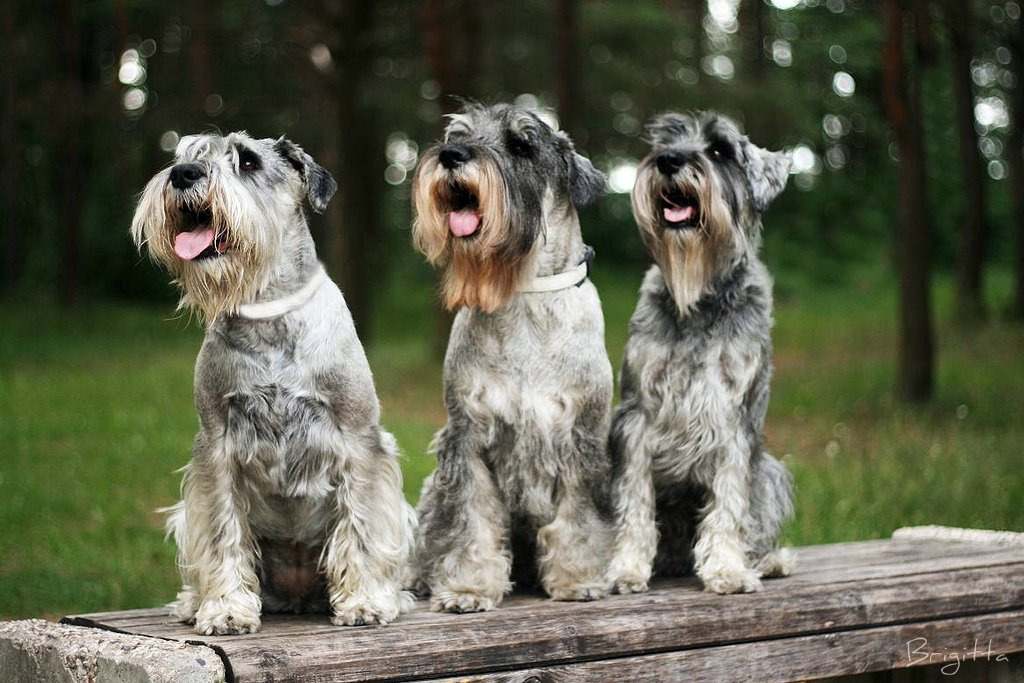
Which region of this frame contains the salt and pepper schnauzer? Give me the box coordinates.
[131,132,415,634]
[410,103,615,612]
[606,112,795,596]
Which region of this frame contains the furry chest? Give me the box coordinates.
[638,346,756,486]
[224,383,336,497]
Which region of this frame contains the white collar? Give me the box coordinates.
[518,247,594,293]
[234,266,328,320]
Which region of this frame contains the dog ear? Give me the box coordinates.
[741,140,791,213]
[568,151,607,210]
[274,138,338,214]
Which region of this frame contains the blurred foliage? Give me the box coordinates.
[2,0,1022,310]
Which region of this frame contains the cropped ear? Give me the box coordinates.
[741,139,791,213]
[568,151,607,210]
[274,138,338,214]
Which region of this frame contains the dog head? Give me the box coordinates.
[412,102,606,312]
[130,132,336,322]
[632,111,790,312]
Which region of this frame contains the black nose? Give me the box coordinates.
[169,163,205,190]
[655,151,687,176]
[438,144,472,170]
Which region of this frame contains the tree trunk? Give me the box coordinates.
[421,0,483,357]
[882,0,934,402]
[188,0,214,124]
[1,0,19,294]
[555,0,580,138]
[328,0,382,341]
[689,0,705,78]
[738,0,769,140]
[946,0,987,323]
[1010,15,1024,319]
[58,0,86,307]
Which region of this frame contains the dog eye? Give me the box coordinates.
[238,149,262,173]
[507,135,533,158]
[708,142,732,161]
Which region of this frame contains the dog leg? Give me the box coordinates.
[605,405,657,594]
[538,412,614,602]
[178,443,263,636]
[324,429,416,627]
[747,451,796,578]
[692,432,763,595]
[417,427,512,613]
[537,493,611,601]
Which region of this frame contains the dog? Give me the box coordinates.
[130,131,415,634]
[605,111,795,596]
[409,102,614,612]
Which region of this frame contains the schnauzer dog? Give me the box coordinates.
[606,112,795,596]
[410,103,614,612]
[131,132,415,634]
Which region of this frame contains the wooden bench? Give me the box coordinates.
[4,527,1024,682]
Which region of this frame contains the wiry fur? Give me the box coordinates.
[132,132,415,634]
[606,111,795,596]
[410,103,615,612]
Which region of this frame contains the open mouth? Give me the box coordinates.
[659,187,700,230]
[173,207,228,261]
[444,182,481,238]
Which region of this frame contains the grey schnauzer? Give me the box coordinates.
[410,103,614,612]
[131,132,415,634]
[606,111,795,596]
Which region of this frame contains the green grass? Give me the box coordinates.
[2,265,1022,619]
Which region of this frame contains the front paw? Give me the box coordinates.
[699,563,762,595]
[547,583,608,602]
[610,577,649,595]
[431,591,499,613]
[331,591,409,626]
[193,594,262,635]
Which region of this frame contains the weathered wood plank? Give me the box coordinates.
[430,610,1024,683]
[66,537,1024,683]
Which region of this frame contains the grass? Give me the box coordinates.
[1,264,1022,619]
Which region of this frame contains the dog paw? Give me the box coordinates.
[169,587,200,623]
[548,584,608,602]
[330,592,407,627]
[193,593,262,635]
[756,548,796,578]
[193,609,261,636]
[699,565,763,595]
[610,578,649,595]
[431,591,498,613]
[606,568,651,594]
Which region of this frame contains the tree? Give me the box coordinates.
[1,0,18,294]
[1008,11,1024,320]
[945,0,988,322]
[556,0,581,138]
[57,0,89,306]
[882,0,935,402]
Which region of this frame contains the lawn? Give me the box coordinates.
[1,264,1022,619]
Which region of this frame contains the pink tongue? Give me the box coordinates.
[449,210,481,237]
[664,205,695,223]
[173,225,216,260]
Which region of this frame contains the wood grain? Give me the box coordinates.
[66,537,1024,683]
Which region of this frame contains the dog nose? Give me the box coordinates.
[169,163,206,190]
[438,145,472,170]
[655,151,687,176]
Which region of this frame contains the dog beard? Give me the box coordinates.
[412,158,536,313]
[632,161,737,313]
[131,170,279,323]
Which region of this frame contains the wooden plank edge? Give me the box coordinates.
[893,526,1024,547]
[424,609,1024,683]
[221,564,1024,682]
[60,615,236,683]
